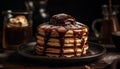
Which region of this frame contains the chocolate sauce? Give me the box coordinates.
[81,38,85,55]
[73,30,77,56]
[42,29,52,56]
[50,13,75,26]
[58,31,66,57]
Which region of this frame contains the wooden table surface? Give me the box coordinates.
[0,45,120,69]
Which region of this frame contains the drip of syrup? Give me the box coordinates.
[43,29,52,56]
[58,30,67,57]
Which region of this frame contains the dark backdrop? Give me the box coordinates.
[0,0,120,34]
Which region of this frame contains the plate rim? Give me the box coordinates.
[17,42,106,60]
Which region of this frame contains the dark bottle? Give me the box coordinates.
[99,5,120,44]
[25,0,49,35]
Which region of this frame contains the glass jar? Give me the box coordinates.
[2,10,33,50]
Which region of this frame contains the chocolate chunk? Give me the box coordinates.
[49,13,76,26]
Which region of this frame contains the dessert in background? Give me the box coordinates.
[8,16,28,27]
[3,15,32,49]
[35,13,89,57]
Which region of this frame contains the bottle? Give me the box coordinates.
[110,6,120,32]
[99,5,119,44]
[25,0,49,35]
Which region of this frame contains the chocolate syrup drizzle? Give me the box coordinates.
[42,29,52,56]
[58,31,66,57]
[73,31,77,56]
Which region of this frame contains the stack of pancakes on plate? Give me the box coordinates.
[35,13,89,57]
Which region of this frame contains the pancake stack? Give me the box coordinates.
[35,13,89,57]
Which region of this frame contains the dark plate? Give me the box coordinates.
[17,42,106,64]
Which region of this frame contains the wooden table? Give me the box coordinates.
[0,44,120,69]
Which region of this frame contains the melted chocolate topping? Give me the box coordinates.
[49,13,76,26]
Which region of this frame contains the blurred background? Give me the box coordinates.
[0,0,120,46]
